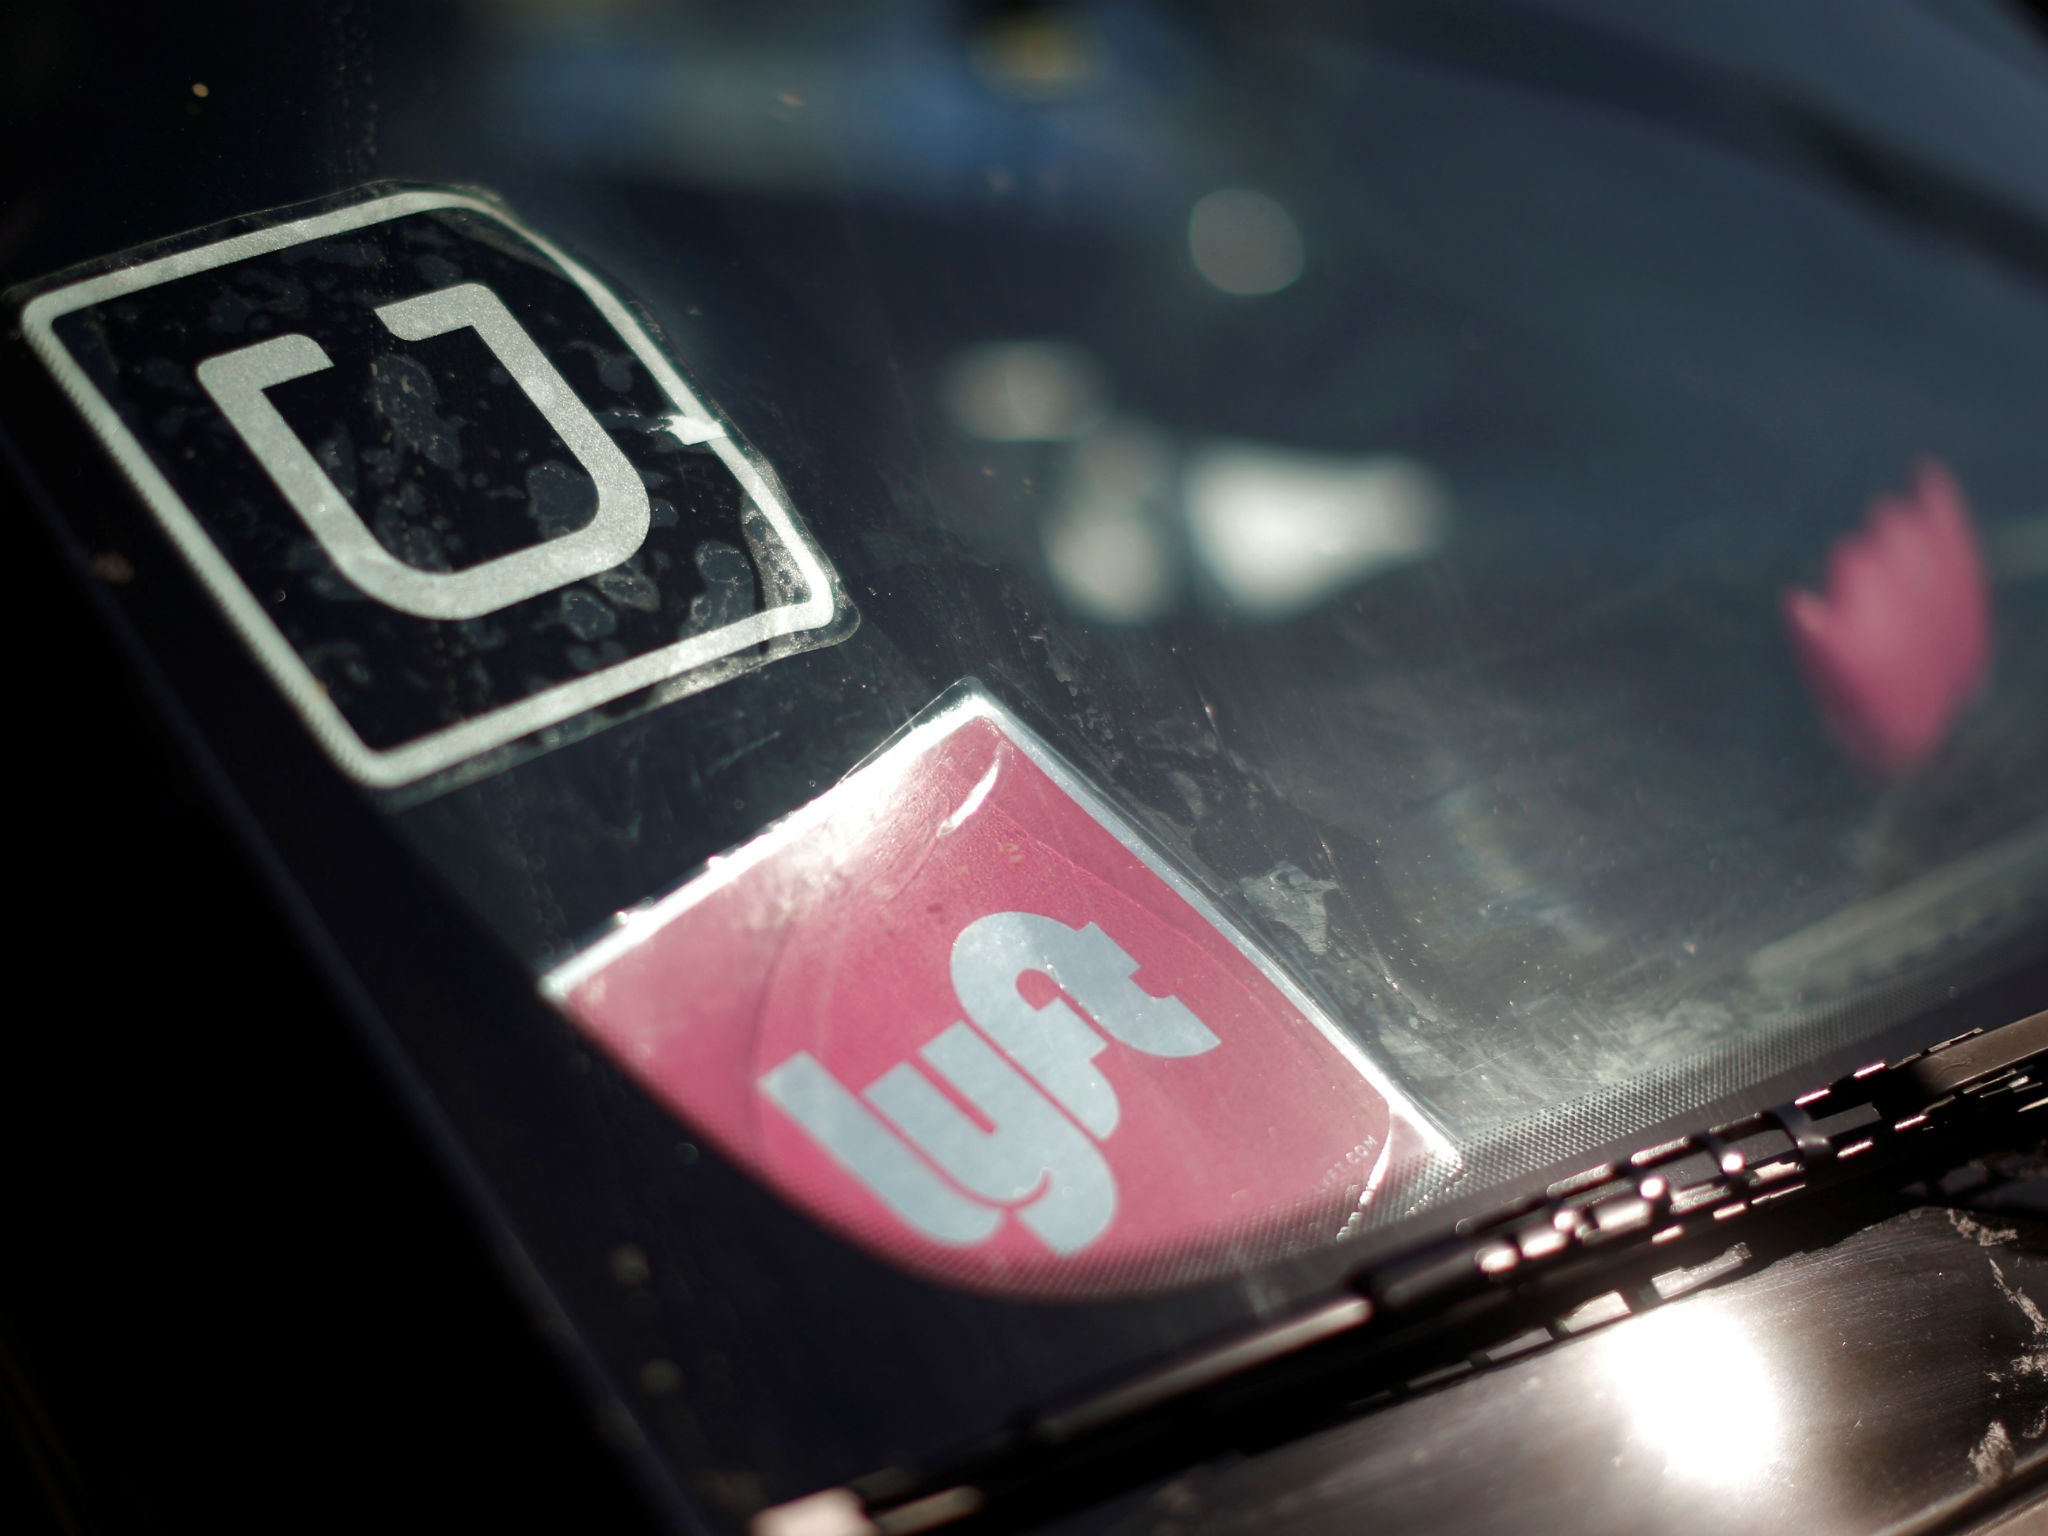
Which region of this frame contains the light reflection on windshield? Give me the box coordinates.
[1188,187,1306,297]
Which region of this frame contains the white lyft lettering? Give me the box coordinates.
[952,911,1220,1136]
[868,1024,1116,1255]
[760,910,1222,1255]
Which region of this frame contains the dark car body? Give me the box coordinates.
[14,4,2048,1534]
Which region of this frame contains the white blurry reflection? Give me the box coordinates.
[937,338,1453,626]
[1185,444,1446,619]
[943,341,1112,442]
[1602,1301,1783,1486]
[1189,188,1305,296]
[1042,422,1177,624]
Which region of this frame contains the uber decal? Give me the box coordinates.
[545,691,1446,1296]
[18,187,846,786]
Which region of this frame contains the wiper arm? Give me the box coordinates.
[757,1007,2048,1536]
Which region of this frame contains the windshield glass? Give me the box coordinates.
[384,0,2048,1176]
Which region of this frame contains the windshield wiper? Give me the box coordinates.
[755,1006,2048,1536]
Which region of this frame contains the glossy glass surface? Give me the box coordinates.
[367,0,2048,1189]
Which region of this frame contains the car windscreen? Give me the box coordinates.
[386,0,2048,1195]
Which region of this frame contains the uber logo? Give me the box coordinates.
[20,187,845,786]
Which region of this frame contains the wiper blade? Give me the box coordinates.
[758,1007,2048,1536]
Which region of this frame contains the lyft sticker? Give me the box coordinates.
[18,187,846,787]
[545,693,1444,1295]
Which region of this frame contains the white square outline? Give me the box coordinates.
[22,189,842,788]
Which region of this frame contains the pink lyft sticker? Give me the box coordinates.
[545,693,1440,1296]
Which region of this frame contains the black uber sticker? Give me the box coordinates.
[19,187,848,786]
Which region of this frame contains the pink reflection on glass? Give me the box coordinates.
[1782,460,1991,777]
